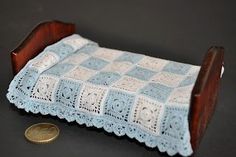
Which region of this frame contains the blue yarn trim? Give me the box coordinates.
[6,90,192,156]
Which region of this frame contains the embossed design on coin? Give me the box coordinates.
[24,123,59,144]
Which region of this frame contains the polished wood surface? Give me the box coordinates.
[10,21,224,153]
[11,20,75,75]
[190,47,224,151]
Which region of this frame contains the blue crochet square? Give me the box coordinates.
[78,45,98,55]
[162,61,191,75]
[115,52,143,63]
[179,72,199,87]
[87,72,121,86]
[80,57,108,70]
[161,106,188,140]
[140,83,173,103]
[45,43,74,59]
[44,63,74,76]
[55,79,82,108]
[104,90,135,122]
[126,66,156,81]
[16,69,39,96]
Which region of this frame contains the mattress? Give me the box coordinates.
[7,34,200,156]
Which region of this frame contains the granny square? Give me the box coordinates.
[43,63,75,76]
[179,72,199,87]
[126,66,156,81]
[30,52,59,72]
[115,52,144,63]
[16,69,38,96]
[78,84,107,115]
[77,44,98,55]
[140,83,173,103]
[55,79,82,108]
[87,72,121,86]
[63,36,89,50]
[30,75,58,102]
[137,56,168,72]
[92,48,123,61]
[64,66,96,81]
[46,43,74,59]
[161,106,188,140]
[103,89,135,122]
[151,72,184,87]
[167,86,193,105]
[80,57,109,70]
[102,61,133,74]
[61,52,90,65]
[113,76,146,92]
[162,61,191,75]
[131,96,163,135]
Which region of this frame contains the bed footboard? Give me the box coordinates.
[11,20,76,75]
[189,46,224,151]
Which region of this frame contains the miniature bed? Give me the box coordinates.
[7,21,224,156]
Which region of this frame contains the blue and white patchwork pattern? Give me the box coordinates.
[7,34,200,156]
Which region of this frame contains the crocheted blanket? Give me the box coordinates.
[7,34,200,156]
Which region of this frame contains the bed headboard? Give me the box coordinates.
[11,20,76,75]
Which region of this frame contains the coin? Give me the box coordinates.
[24,123,59,144]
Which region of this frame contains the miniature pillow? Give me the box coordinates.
[7,34,200,156]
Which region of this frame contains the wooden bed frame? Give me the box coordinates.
[10,20,224,154]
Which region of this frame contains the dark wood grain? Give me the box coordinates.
[189,46,224,151]
[10,21,224,153]
[11,20,76,75]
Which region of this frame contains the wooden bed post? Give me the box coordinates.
[189,46,224,151]
[11,20,76,75]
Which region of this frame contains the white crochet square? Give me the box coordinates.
[30,52,59,72]
[30,75,58,102]
[137,56,168,72]
[102,61,133,74]
[113,76,146,92]
[61,53,90,65]
[130,96,163,135]
[186,66,200,75]
[151,72,184,87]
[167,85,193,105]
[92,48,123,61]
[63,38,89,50]
[77,84,107,115]
[64,66,96,81]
